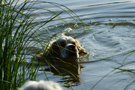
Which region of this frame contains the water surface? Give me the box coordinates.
[26,0,135,90]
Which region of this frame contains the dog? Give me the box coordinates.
[36,35,88,62]
[18,80,63,90]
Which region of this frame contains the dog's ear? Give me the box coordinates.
[78,47,88,56]
[46,41,60,57]
[75,39,88,56]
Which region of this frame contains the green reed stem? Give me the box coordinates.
[0,0,58,89]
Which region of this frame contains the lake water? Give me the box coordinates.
[25,0,135,90]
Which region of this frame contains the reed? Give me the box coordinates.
[0,0,60,89]
[1,0,35,89]
[0,0,92,90]
[90,50,135,90]
[116,50,135,90]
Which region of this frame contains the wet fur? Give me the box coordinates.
[35,36,87,62]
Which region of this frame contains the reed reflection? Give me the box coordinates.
[44,59,85,87]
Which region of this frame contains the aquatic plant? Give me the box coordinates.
[0,0,36,89]
[0,0,88,90]
[90,50,135,90]
[116,50,135,90]
[0,0,61,89]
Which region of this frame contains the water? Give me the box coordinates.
[26,0,135,90]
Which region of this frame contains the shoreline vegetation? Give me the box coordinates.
[0,0,134,90]
[0,0,87,89]
[0,0,41,89]
[0,0,60,89]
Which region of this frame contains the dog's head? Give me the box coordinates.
[46,35,87,60]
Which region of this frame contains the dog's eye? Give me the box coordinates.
[60,41,66,47]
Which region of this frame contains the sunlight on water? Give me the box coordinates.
[20,0,135,90]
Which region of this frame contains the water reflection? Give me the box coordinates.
[29,0,135,89]
[42,59,85,87]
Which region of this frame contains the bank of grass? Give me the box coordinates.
[0,0,62,89]
[0,0,39,89]
[0,0,90,90]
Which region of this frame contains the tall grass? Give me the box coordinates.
[0,0,90,89]
[0,0,61,89]
[0,0,36,89]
